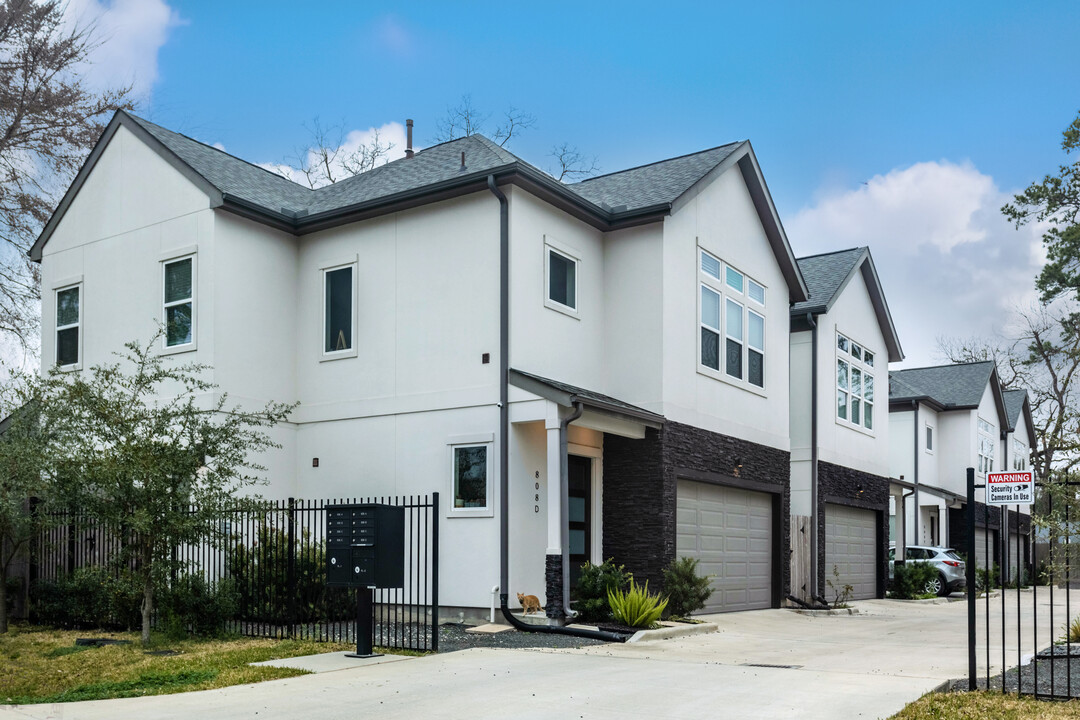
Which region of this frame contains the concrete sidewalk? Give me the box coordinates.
[3,589,1076,720]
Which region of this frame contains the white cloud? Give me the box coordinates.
[788,160,1045,368]
[260,122,410,188]
[64,0,182,100]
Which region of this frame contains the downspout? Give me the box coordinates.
[560,401,584,618]
[912,401,920,545]
[487,175,624,643]
[806,313,819,599]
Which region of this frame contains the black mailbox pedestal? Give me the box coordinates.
[326,503,405,659]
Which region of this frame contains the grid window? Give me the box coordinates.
[1013,438,1027,471]
[837,333,874,430]
[163,257,193,348]
[55,286,80,367]
[324,266,354,354]
[978,418,995,474]
[699,249,766,390]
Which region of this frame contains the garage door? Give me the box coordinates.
[973,528,996,571]
[676,480,772,613]
[824,504,878,600]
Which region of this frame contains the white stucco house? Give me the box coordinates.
[888,362,1034,579]
[32,110,822,620]
[788,248,903,602]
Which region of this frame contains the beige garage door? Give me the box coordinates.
[974,528,995,571]
[676,480,772,613]
[825,504,877,600]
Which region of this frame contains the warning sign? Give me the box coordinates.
[986,471,1034,506]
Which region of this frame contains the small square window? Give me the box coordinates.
[851,344,862,361]
[453,445,488,509]
[864,350,874,367]
[725,266,744,293]
[547,248,577,311]
[324,266,354,353]
[748,280,765,305]
[838,335,849,353]
[701,251,721,279]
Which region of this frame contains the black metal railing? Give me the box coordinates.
[29,494,440,652]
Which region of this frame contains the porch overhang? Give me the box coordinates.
[890,477,965,508]
[508,369,665,435]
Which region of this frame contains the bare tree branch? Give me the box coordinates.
[549,142,600,182]
[432,94,489,143]
[492,105,535,148]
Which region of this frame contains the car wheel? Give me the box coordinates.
[925,574,946,597]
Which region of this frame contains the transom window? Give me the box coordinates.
[837,333,874,431]
[699,249,765,388]
[978,417,995,474]
[163,257,194,348]
[55,285,80,367]
[323,264,354,355]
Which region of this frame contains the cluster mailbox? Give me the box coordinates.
[326,504,405,589]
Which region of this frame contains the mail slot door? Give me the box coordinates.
[352,545,377,587]
[327,548,352,585]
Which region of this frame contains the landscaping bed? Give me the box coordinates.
[437,623,609,653]
[890,690,1080,719]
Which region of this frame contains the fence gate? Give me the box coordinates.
[967,468,1080,699]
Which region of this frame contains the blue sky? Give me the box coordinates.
[73,0,1080,366]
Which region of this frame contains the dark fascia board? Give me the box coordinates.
[508,369,665,429]
[988,367,1010,438]
[30,110,224,262]
[888,396,950,413]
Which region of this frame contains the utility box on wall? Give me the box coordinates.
[326,504,405,589]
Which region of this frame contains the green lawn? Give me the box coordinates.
[891,691,1080,719]
[0,625,357,704]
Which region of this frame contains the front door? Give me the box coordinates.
[568,455,592,595]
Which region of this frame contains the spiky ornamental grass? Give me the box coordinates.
[607,579,668,628]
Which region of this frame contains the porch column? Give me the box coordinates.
[545,409,565,620]
[891,485,906,559]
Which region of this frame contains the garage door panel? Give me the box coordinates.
[677,480,773,613]
[825,504,878,601]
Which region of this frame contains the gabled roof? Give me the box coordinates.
[30,111,809,303]
[1003,389,1037,447]
[889,361,1009,428]
[509,369,664,428]
[791,247,904,362]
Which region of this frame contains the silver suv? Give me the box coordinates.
[888,545,966,596]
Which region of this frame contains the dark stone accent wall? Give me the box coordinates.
[818,461,890,599]
[545,554,564,619]
[603,420,791,600]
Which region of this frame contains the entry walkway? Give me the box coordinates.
[3,590,1076,720]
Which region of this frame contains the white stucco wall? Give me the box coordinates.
[889,409,915,482]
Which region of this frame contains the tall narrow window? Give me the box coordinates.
[978,418,995,474]
[55,286,80,367]
[926,426,934,451]
[836,332,874,431]
[163,257,193,348]
[725,298,743,379]
[324,266,353,353]
[748,310,764,387]
[700,286,721,371]
[547,248,577,310]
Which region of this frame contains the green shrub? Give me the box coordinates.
[159,575,239,638]
[573,559,631,622]
[889,562,940,599]
[661,557,713,618]
[30,568,143,629]
[976,564,1001,592]
[1068,616,1080,643]
[607,579,668,628]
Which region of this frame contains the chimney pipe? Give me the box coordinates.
[405,119,414,159]
[460,151,467,172]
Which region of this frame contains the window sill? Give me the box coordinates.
[55,363,81,372]
[544,298,579,320]
[834,416,876,438]
[696,365,768,398]
[161,343,197,356]
[447,506,494,519]
[320,349,358,362]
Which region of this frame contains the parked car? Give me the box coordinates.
[888,544,966,596]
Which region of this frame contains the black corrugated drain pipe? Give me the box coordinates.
[487,175,626,643]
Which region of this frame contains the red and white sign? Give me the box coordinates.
[987,471,1034,506]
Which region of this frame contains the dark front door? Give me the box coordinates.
[568,455,592,595]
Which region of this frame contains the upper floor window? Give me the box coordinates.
[699,248,765,389]
[836,333,874,431]
[545,238,579,317]
[163,256,194,348]
[1013,438,1028,471]
[55,285,80,367]
[926,425,934,452]
[323,264,355,356]
[978,417,995,474]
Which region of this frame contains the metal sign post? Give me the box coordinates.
[967,467,977,691]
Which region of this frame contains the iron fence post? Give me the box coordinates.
[288,497,296,639]
[432,491,439,653]
[967,466,977,691]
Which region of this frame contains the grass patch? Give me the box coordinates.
[891,691,1080,719]
[0,624,355,705]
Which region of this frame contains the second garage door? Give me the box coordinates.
[824,504,878,600]
[676,480,772,613]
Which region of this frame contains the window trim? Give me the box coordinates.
[696,247,767,395]
[544,236,580,319]
[320,257,358,361]
[161,253,196,354]
[447,433,495,518]
[835,330,876,436]
[54,281,83,370]
[977,417,995,476]
[925,423,934,454]
[1012,437,1028,471]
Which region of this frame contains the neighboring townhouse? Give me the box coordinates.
[32,111,810,620]
[888,362,1032,576]
[788,248,904,602]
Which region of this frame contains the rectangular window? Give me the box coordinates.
[163,257,193,348]
[324,265,354,354]
[725,266,743,293]
[748,279,765,305]
[1013,438,1027,471]
[55,286,80,367]
[453,445,488,510]
[725,298,743,379]
[700,285,721,370]
[547,247,577,311]
[836,333,875,431]
[926,426,934,451]
[748,310,764,388]
[977,418,995,474]
[698,249,765,391]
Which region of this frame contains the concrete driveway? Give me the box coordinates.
[4,589,1077,720]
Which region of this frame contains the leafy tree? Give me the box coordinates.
[1003,111,1080,304]
[0,0,133,350]
[41,332,295,644]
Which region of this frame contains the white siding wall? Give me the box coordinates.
[789,330,813,516]
[890,409,915,482]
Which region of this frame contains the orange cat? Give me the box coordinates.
[517,592,542,615]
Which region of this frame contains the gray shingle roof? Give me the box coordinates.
[889,362,995,408]
[1003,389,1028,431]
[566,143,742,211]
[791,248,866,314]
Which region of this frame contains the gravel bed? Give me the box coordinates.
[436,623,611,653]
[949,647,1080,698]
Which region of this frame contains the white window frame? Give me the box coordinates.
[697,247,767,394]
[1013,438,1028,471]
[925,423,934,453]
[54,279,83,370]
[320,257,358,361]
[544,236,579,319]
[161,251,196,354]
[835,331,876,435]
[447,433,494,518]
[977,417,995,476]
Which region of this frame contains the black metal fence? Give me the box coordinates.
[30,494,440,652]
[967,469,1079,699]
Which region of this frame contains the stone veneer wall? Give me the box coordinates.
[602,420,791,599]
[817,461,890,599]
